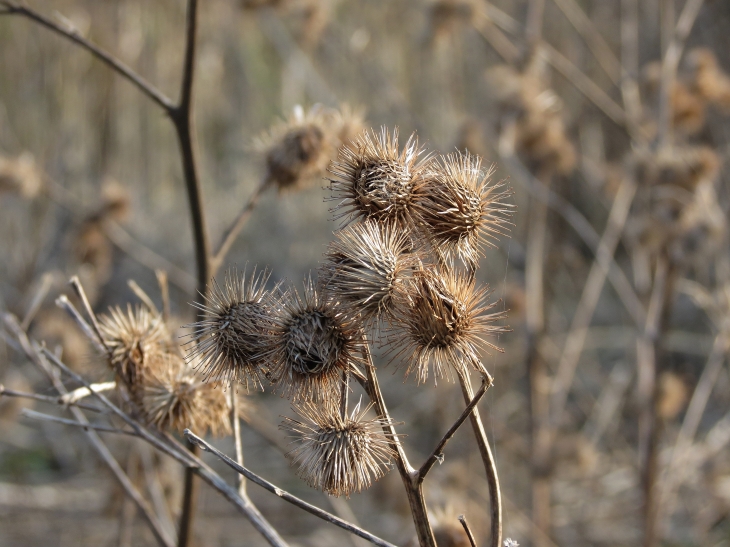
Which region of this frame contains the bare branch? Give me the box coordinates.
[458,515,479,547]
[0,384,104,414]
[21,408,138,438]
[657,0,706,145]
[211,178,271,276]
[418,376,491,482]
[0,2,174,112]
[458,371,502,547]
[183,429,397,547]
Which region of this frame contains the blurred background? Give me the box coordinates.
[2,0,730,545]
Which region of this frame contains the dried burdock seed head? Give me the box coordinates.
[281,400,395,497]
[414,152,512,268]
[267,277,365,404]
[320,220,421,325]
[328,127,429,229]
[98,305,168,401]
[257,105,335,192]
[186,267,274,391]
[389,268,506,384]
[142,353,231,437]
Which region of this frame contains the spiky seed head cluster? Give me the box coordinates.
[281,401,395,497]
[389,268,506,384]
[320,220,421,324]
[142,353,231,436]
[414,152,512,268]
[257,104,365,192]
[328,127,428,228]
[267,278,364,405]
[98,305,168,403]
[186,268,274,391]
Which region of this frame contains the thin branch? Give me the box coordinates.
[69,276,108,353]
[104,221,196,294]
[0,2,174,112]
[550,177,637,427]
[458,371,502,547]
[0,385,105,413]
[525,0,546,54]
[538,42,631,131]
[21,408,138,437]
[55,295,105,353]
[21,273,54,331]
[211,178,271,276]
[418,376,491,482]
[60,381,117,405]
[550,0,622,85]
[183,430,397,547]
[357,343,436,547]
[458,515,479,547]
[657,0,706,146]
[231,389,247,496]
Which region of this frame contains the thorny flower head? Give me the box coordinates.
[186,268,274,391]
[266,277,365,405]
[98,304,168,403]
[414,152,512,268]
[142,353,231,437]
[320,220,421,325]
[328,127,429,228]
[389,268,506,384]
[281,400,395,497]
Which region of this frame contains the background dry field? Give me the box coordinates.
[2,0,730,546]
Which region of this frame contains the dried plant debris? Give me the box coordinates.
[142,353,231,436]
[281,400,395,497]
[186,267,275,391]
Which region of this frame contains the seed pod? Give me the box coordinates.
[266,277,365,405]
[186,268,274,391]
[328,127,429,229]
[389,268,506,384]
[142,353,231,437]
[281,400,395,497]
[257,105,336,192]
[414,152,512,268]
[320,220,421,325]
[98,305,168,403]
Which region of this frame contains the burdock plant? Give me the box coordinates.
[181,125,511,547]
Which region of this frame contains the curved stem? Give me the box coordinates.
[356,343,436,547]
[457,371,502,547]
[211,178,271,277]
